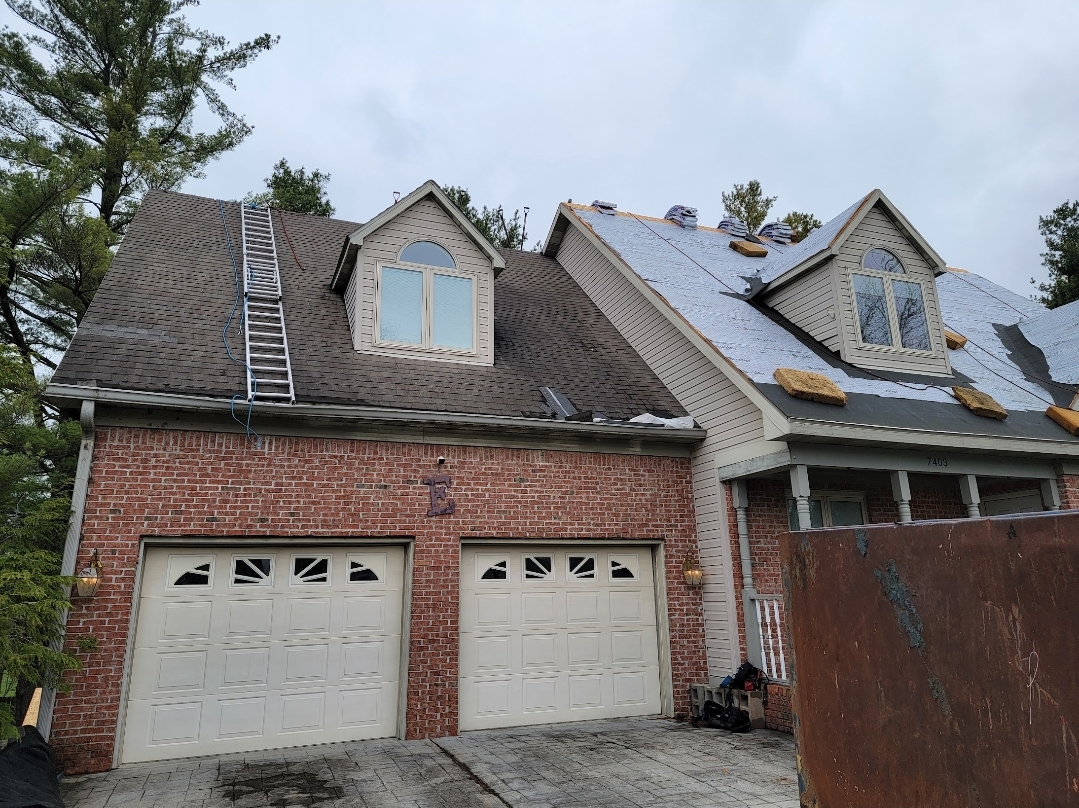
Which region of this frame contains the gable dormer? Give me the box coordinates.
[330,181,504,366]
[759,191,952,376]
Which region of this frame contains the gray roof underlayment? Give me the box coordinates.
[562,198,1078,441]
[51,190,687,422]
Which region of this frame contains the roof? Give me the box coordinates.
[52,190,687,422]
[558,198,1078,443]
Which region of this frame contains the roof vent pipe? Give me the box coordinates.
[718,217,748,238]
[758,221,794,244]
[665,205,698,229]
[591,200,617,215]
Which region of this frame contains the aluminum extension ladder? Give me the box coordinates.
[240,206,295,403]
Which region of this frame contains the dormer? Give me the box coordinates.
[757,190,952,376]
[330,180,504,365]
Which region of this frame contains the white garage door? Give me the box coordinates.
[121,545,404,763]
[459,545,662,731]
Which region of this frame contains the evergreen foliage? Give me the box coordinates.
[245,159,335,216]
[1032,200,1079,308]
[0,0,278,233]
[721,180,777,233]
[782,211,823,243]
[443,185,527,250]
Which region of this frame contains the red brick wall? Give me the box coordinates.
[765,682,792,733]
[1059,474,1079,510]
[53,427,705,773]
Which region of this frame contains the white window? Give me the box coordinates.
[852,248,932,351]
[787,493,867,530]
[376,240,475,353]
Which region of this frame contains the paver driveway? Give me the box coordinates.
[60,718,799,808]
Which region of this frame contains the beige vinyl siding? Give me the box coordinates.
[344,267,360,348]
[835,204,951,375]
[354,197,494,365]
[557,226,764,679]
[763,261,841,351]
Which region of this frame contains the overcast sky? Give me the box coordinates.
[174,2,1077,294]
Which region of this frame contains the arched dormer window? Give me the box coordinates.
[377,240,475,352]
[851,247,931,351]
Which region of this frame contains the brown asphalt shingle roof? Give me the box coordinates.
[53,190,686,421]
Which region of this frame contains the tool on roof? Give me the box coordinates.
[665,205,698,229]
[241,205,296,404]
[539,387,593,422]
[592,200,617,215]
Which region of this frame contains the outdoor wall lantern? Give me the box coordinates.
[682,554,704,587]
[75,550,102,598]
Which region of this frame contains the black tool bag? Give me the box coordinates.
[699,697,752,733]
[0,726,65,808]
[729,661,758,690]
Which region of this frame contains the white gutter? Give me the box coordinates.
[37,399,95,740]
[44,384,707,445]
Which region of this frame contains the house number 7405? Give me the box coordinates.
[927,457,949,467]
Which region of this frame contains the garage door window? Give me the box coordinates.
[568,555,596,580]
[166,555,214,589]
[478,556,508,581]
[348,555,383,583]
[609,555,639,580]
[232,557,274,586]
[524,555,553,581]
[291,555,331,586]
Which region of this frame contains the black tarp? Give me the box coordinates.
[0,726,64,808]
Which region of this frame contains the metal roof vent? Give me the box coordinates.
[758,221,794,244]
[665,205,698,229]
[718,216,748,238]
[591,200,617,215]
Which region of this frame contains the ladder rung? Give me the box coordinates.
[254,379,291,386]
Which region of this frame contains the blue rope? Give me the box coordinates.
[218,199,262,447]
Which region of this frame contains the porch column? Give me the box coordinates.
[890,470,912,523]
[1041,478,1062,511]
[791,464,812,530]
[959,474,981,518]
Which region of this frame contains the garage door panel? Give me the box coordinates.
[460,546,662,731]
[122,545,404,763]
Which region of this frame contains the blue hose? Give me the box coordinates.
[217,200,262,447]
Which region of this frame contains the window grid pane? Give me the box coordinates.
[380,267,423,344]
[829,500,865,526]
[432,274,473,350]
[853,273,893,346]
[892,280,931,350]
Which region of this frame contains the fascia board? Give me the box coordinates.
[44,383,707,445]
[780,416,1079,458]
[343,180,506,271]
[559,205,790,438]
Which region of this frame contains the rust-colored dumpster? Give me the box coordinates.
[782,511,1079,808]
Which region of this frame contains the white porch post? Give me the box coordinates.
[959,474,981,518]
[890,470,913,523]
[1041,478,1062,511]
[790,464,812,530]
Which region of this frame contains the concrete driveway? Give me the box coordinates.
[60,718,799,808]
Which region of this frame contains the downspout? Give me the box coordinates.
[37,398,95,740]
[731,480,763,668]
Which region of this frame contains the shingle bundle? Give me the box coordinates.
[758,221,794,244]
[717,216,748,238]
[591,200,617,215]
[665,205,698,229]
